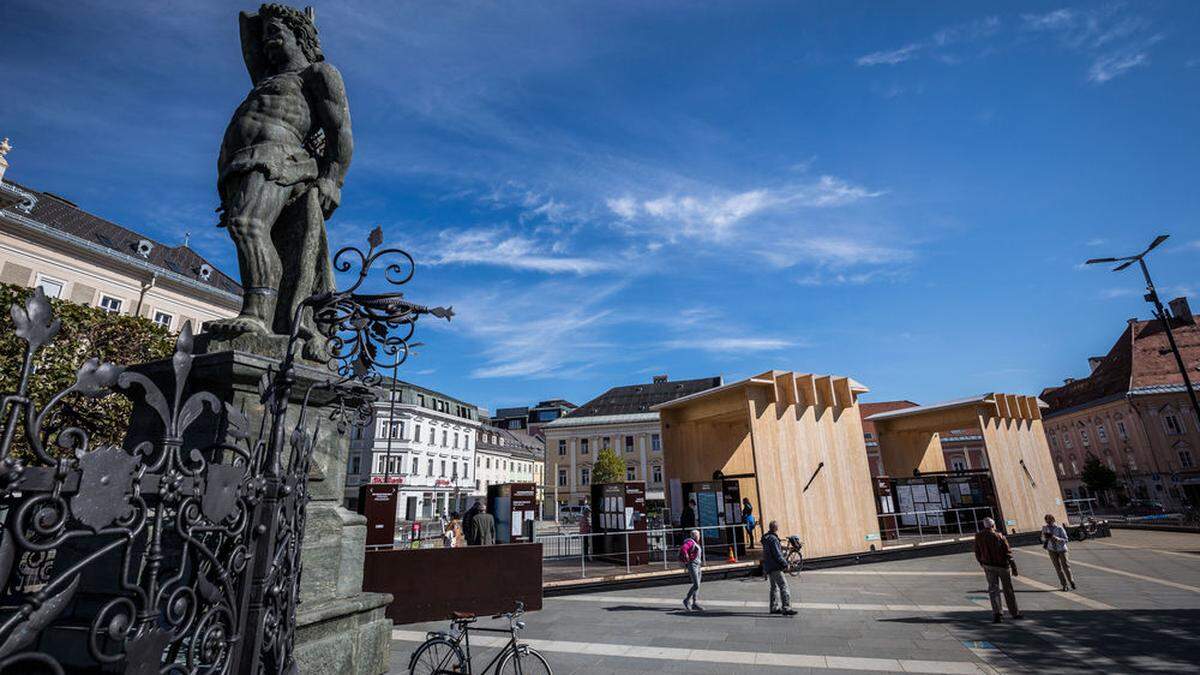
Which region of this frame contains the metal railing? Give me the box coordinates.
[534,523,758,579]
[1063,497,1098,524]
[877,505,996,548]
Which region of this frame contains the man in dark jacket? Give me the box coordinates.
[681,498,697,530]
[472,501,496,546]
[973,517,1021,623]
[761,521,796,616]
[462,501,481,545]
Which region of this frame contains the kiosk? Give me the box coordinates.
[655,371,881,559]
[867,394,1066,534]
[487,482,539,543]
[590,482,648,565]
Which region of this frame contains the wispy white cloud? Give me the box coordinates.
[1085,238,1108,247]
[857,44,922,66]
[857,16,1001,67]
[761,237,915,270]
[1021,6,1163,84]
[662,336,799,353]
[419,227,610,275]
[1099,287,1136,299]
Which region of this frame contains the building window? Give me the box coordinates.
[1080,429,1090,447]
[602,436,611,451]
[1164,413,1184,436]
[580,467,590,485]
[1097,424,1108,443]
[558,468,567,486]
[1069,456,1078,475]
[427,459,433,476]
[462,462,468,479]
[1181,449,1195,469]
[152,311,173,329]
[1049,435,1058,450]
[99,295,123,314]
[428,428,434,444]
[864,432,874,440]
[1126,451,1137,472]
[651,434,661,452]
[486,458,491,469]
[625,465,636,481]
[412,457,419,474]
[350,456,361,475]
[1056,459,1065,478]
[442,430,448,446]
[1063,433,1072,448]
[414,424,421,442]
[453,433,458,448]
[652,465,662,483]
[558,439,566,456]
[34,274,65,299]
[440,460,446,477]
[951,458,967,471]
[625,436,634,453]
[580,439,589,455]
[1116,421,1128,440]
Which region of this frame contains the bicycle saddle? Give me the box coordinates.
[451,611,477,623]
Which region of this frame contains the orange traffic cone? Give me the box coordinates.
[727,546,737,563]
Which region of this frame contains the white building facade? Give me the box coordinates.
[345,380,481,521]
[473,426,545,500]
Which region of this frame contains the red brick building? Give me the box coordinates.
[1040,297,1200,509]
[859,401,989,477]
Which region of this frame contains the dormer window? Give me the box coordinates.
[198,264,212,281]
[136,239,154,258]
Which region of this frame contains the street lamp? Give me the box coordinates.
[1085,234,1200,426]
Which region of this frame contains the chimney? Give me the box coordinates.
[1169,297,1193,325]
[0,138,11,182]
[1064,378,1076,385]
[1088,357,1105,373]
[652,374,669,384]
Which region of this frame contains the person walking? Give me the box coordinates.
[973,517,1022,623]
[680,529,704,611]
[1041,513,1076,591]
[681,498,698,531]
[761,521,797,616]
[462,500,481,545]
[443,511,461,548]
[742,498,756,549]
[472,501,496,546]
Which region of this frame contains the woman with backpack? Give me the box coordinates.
[680,529,704,611]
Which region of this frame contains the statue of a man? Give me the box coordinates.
[206,4,352,351]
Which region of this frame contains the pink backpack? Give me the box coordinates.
[678,538,696,564]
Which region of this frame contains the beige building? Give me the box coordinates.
[1041,298,1200,509]
[542,375,722,517]
[0,172,240,331]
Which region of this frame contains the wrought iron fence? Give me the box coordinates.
[0,228,447,674]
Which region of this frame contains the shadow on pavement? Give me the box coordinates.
[880,608,1200,671]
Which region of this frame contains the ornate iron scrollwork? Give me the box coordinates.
[0,228,448,673]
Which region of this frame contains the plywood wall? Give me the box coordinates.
[978,403,1066,533]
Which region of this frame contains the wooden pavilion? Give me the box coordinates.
[866,394,1066,534]
[653,370,881,559]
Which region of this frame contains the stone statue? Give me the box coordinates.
[205,4,352,357]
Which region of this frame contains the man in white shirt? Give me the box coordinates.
[1041,514,1077,591]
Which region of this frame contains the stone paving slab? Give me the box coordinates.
[391,530,1200,673]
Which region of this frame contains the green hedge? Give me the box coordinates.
[0,282,175,460]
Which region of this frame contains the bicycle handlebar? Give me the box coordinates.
[490,601,526,620]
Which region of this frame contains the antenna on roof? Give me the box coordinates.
[183,231,190,247]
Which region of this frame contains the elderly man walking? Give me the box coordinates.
[761,521,797,616]
[1041,513,1077,591]
[973,517,1022,623]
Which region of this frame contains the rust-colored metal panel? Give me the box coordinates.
[363,543,544,624]
[359,483,399,546]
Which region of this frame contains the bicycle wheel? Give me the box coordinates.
[786,551,803,576]
[496,646,553,675]
[409,637,466,674]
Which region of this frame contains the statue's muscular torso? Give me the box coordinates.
[218,69,318,192]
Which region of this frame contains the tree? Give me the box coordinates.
[1080,453,1119,498]
[0,283,175,460]
[592,447,625,484]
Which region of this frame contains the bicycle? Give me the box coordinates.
[1073,517,1098,541]
[784,535,804,576]
[408,601,552,675]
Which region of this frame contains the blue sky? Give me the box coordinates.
[2,1,1198,413]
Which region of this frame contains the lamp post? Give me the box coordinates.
[1086,234,1200,427]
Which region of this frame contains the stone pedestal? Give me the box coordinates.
[127,348,391,674]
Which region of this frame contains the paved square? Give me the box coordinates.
[391,529,1200,673]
